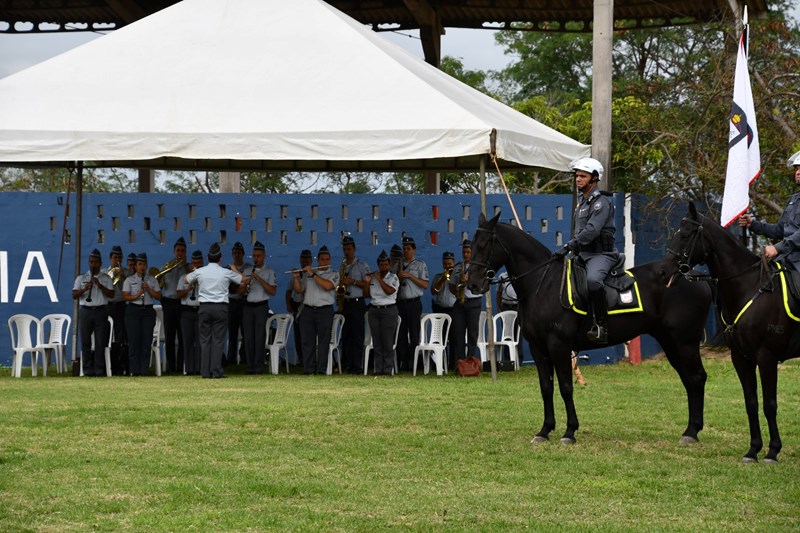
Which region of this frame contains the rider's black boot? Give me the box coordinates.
[587,288,609,344]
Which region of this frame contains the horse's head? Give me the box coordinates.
[666,203,711,278]
[466,212,507,294]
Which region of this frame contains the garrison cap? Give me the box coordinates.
[341,235,355,246]
[318,245,330,257]
[377,250,390,263]
[110,245,123,256]
[136,252,148,263]
[253,241,265,252]
[174,237,186,248]
[191,250,203,260]
[232,241,245,252]
[89,249,102,259]
[442,251,455,260]
[300,249,313,259]
[402,235,416,248]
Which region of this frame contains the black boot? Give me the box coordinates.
[587,288,609,344]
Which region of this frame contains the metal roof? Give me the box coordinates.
[0,0,768,33]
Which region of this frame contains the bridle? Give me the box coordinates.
[470,225,559,290]
[667,216,710,278]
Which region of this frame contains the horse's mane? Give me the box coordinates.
[496,221,553,259]
[698,212,759,262]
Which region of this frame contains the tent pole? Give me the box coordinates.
[479,156,497,382]
[70,161,83,369]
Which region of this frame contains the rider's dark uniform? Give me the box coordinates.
[566,187,619,342]
[749,191,800,271]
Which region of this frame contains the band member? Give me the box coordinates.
[176,250,203,375]
[364,250,399,376]
[126,252,137,278]
[123,253,161,376]
[339,235,370,374]
[389,244,403,272]
[431,251,456,314]
[240,241,277,374]
[160,237,187,374]
[292,245,339,374]
[106,245,127,344]
[285,249,313,365]
[396,235,429,371]
[72,249,114,376]
[449,239,483,365]
[185,243,246,379]
[226,241,251,365]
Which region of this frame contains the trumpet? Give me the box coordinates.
[149,257,184,288]
[443,267,453,281]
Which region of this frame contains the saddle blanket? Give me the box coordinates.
[566,258,643,316]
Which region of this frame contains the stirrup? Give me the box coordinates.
[587,323,608,344]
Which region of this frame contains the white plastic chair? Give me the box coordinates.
[326,313,345,375]
[266,313,294,375]
[413,313,452,376]
[9,314,46,378]
[493,310,521,369]
[150,315,163,376]
[363,313,402,375]
[475,311,488,363]
[81,316,113,377]
[38,313,71,374]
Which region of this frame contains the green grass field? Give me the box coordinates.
[2,355,799,532]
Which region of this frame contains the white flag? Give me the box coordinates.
[720,19,761,227]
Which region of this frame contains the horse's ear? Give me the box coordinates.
[489,212,501,225]
[479,213,487,225]
[688,202,698,219]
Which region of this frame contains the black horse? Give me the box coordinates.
[466,213,712,445]
[668,203,799,463]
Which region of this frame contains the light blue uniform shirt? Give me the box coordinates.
[186,263,242,304]
[369,272,399,306]
[450,262,482,301]
[399,258,428,300]
[301,269,339,307]
[73,270,113,307]
[432,272,456,308]
[177,276,199,307]
[244,265,277,303]
[161,262,187,298]
[123,274,159,305]
[343,258,370,299]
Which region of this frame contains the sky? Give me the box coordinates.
[0,26,511,80]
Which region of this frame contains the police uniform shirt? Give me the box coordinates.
[498,273,518,306]
[751,192,800,262]
[571,189,616,254]
[73,271,113,306]
[177,276,199,307]
[301,269,339,307]
[399,259,428,300]
[245,265,277,303]
[450,262,482,300]
[123,274,160,305]
[186,263,242,304]
[369,272,399,306]
[161,263,187,299]
[432,272,457,308]
[227,261,253,300]
[343,258,370,299]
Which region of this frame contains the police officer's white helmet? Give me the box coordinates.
[570,157,604,180]
[788,150,800,168]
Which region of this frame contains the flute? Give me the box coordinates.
[283,266,331,274]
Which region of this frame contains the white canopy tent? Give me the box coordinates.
[0,0,589,172]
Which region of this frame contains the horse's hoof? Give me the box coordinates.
[531,436,549,444]
[560,437,576,445]
[741,456,758,464]
[764,458,779,465]
[679,436,699,446]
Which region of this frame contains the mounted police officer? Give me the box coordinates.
[555,157,618,344]
[739,151,800,270]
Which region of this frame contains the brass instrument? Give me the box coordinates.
[106,265,123,285]
[283,266,330,274]
[336,258,347,312]
[444,267,453,281]
[457,263,468,304]
[149,257,184,288]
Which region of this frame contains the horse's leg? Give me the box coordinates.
[655,333,707,444]
[530,342,556,443]
[553,347,579,444]
[758,360,782,463]
[731,349,763,462]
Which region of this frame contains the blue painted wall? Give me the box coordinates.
[0,192,701,368]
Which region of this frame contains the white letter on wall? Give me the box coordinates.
[14,251,58,303]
